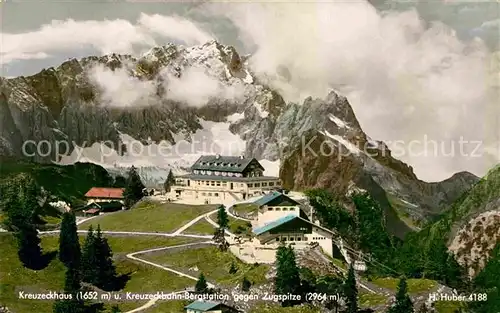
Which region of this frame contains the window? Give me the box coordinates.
[201,192,206,196]
[254,183,260,187]
[297,237,302,241]
[275,207,281,211]
[248,183,253,188]
[269,182,274,186]
[268,208,273,211]
[289,237,294,241]
[303,237,308,241]
[214,193,219,197]
[282,208,287,211]
[208,193,212,196]
[276,238,280,241]
[206,181,209,186]
[282,237,287,241]
[262,182,268,187]
[216,182,221,186]
[211,181,215,186]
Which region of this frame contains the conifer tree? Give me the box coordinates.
[242,276,251,292]
[59,211,81,268]
[123,166,145,208]
[213,228,229,252]
[81,225,99,285]
[163,171,175,193]
[343,263,358,313]
[4,176,44,269]
[217,205,229,230]
[275,245,302,306]
[195,273,208,293]
[388,277,414,313]
[53,263,85,313]
[94,225,118,290]
[229,261,238,274]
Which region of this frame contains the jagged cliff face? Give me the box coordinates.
[0,40,478,235]
[446,166,500,277]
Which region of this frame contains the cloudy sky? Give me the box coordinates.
[1,0,499,181]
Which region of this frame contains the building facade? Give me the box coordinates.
[84,187,125,205]
[173,155,281,203]
[251,192,337,258]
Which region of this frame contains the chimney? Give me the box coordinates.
[239,155,244,159]
[216,154,220,159]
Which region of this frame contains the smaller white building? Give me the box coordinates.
[251,192,338,258]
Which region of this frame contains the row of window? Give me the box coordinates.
[276,236,306,242]
[248,182,275,188]
[274,236,326,242]
[267,207,296,211]
[193,170,244,177]
[199,162,241,167]
[201,192,219,197]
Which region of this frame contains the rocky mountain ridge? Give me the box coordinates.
[0,40,479,235]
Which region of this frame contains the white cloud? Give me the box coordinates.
[480,18,500,30]
[0,15,213,65]
[88,63,245,108]
[161,66,245,107]
[206,1,499,180]
[88,64,157,108]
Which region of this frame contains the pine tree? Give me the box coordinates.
[213,228,229,252]
[4,176,44,269]
[195,273,208,293]
[163,171,175,193]
[53,262,85,313]
[94,225,118,290]
[81,226,99,285]
[275,245,302,306]
[242,276,252,292]
[59,211,81,268]
[123,166,145,208]
[217,205,229,229]
[229,261,238,274]
[388,277,414,313]
[343,263,358,313]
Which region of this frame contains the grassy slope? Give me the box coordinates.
[144,246,269,286]
[184,218,216,235]
[370,277,437,294]
[0,233,199,313]
[78,201,216,232]
[0,234,65,313]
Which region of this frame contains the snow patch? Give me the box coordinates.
[323,130,361,155]
[254,101,269,118]
[328,114,350,129]
[399,198,419,208]
[226,112,244,123]
[258,159,280,177]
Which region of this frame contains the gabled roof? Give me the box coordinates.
[254,191,300,207]
[253,214,298,235]
[184,300,221,311]
[191,155,263,173]
[253,214,337,237]
[85,187,124,199]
